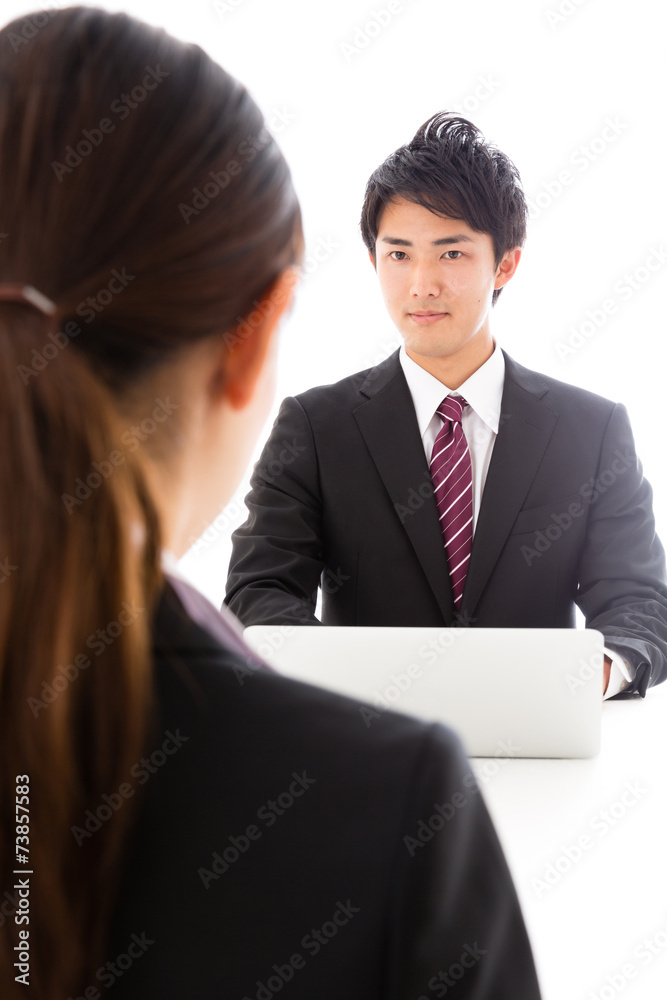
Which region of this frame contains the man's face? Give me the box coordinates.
[374,196,514,365]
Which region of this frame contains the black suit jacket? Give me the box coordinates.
[225,349,667,697]
[106,580,542,999]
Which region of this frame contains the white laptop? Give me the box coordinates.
[243,626,604,758]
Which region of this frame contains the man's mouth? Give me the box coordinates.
[408,311,448,324]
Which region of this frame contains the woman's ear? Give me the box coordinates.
[211,266,299,410]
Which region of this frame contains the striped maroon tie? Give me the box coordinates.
[430,395,473,611]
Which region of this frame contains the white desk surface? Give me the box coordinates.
[471,681,667,1000]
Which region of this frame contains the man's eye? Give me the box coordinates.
[444,250,462,259]
[389,251,408,261]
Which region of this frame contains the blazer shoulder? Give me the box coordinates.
[293,348,404,412]
[152,579,465,771]
[503,350,620,416]
[157,637,464,769]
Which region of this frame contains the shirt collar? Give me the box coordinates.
[398,341,505,436]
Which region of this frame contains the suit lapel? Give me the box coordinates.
[352,349,559,625]
[353,350,456,623]
[461,352,558,618]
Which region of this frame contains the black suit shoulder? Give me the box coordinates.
[107,581,541,999]
[502,351,619,417]
[292,348,622,429]
[293,349,404,412]
[153,578,458,778]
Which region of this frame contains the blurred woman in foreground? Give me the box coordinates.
[0,7,541,998]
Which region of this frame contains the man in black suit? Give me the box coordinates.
[225,112,667,700]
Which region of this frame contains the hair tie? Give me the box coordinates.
[0,283,57,317]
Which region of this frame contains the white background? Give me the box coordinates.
[167,0,667,606]
[5,1,666,996]
[5,0,665,605]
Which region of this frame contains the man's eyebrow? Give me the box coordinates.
[379,234,475,246]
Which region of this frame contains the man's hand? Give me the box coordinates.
[603,655,611,694]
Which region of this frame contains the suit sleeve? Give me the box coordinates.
[575,402,667,697]
[224,395,324,627]
[384,724,542,1000]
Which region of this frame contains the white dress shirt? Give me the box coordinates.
[398,342,632,699]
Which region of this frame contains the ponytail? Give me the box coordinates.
[0,5,303,994]
[0,303,163,996]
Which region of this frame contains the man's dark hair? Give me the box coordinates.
[360,112,527,304]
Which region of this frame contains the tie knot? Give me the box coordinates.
[437,394,467,425]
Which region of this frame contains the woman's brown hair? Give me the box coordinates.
[0,6,302,996]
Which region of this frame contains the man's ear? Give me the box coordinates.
[368,250,376,270]
[494,247,522,291]
[214,266,298,411]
